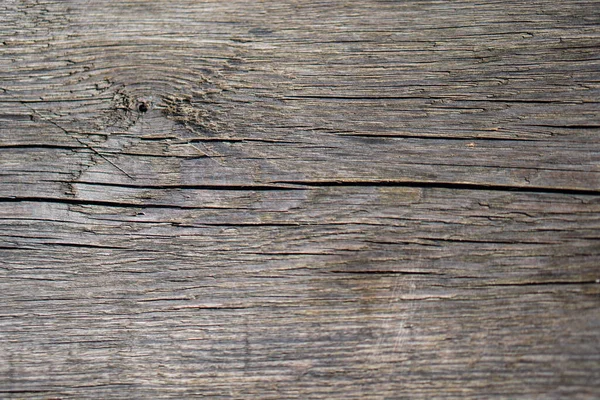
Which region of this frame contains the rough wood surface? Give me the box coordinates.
[1,0,599,398]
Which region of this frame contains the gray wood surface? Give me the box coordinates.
[1,0,599,398]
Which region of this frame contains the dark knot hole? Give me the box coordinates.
[138,102,149,113]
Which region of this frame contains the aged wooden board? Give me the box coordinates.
[1,0,599,398]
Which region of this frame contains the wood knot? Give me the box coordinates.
[137,101,149,113]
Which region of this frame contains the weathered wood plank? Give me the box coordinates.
[2,0,600,191]
[1,188,599,282]
[1,0,599,398]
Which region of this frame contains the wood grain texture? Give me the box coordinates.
[1,0,599,398]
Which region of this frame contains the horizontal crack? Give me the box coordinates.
[330,270,444,276]
[336,133,541,142]
[71,181,303,191]
[0,196,229,209]
[0,144,82,150]
[273,180,600,196]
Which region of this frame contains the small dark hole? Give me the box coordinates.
[138,103,148,113]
